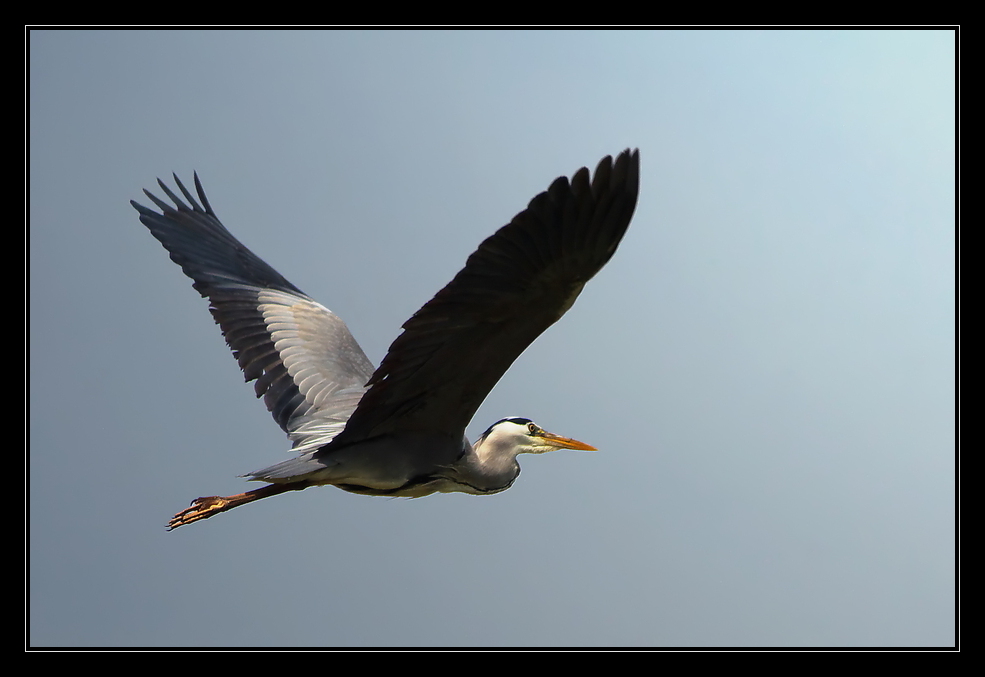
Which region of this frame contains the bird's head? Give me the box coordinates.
[475,417,597,457]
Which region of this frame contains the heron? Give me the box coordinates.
[132,149,640,529]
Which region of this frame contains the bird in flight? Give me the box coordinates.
[132,149,640,529]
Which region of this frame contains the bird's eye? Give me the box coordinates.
[527,423,538,433]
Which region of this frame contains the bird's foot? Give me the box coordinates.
[167,496,230,530]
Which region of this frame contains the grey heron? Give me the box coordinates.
[132,149,640,529]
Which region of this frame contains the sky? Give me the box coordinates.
[28,30,955,648]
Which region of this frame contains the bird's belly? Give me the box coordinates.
[302,433,467,496]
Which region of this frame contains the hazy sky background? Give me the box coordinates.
[29,30,954,647]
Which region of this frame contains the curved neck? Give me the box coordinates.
[442,436,520,495]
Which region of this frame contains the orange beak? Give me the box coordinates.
[538,430,598,451]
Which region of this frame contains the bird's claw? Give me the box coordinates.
[167,496,229,530]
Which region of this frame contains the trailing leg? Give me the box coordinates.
[167,482,309,530]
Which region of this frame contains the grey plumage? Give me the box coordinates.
[132,149,640,528]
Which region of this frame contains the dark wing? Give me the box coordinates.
[131,174,374,451]
[331,149,640,447]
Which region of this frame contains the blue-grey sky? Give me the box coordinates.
[29,30,954,647]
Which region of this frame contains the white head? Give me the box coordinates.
[475,417,597,458]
